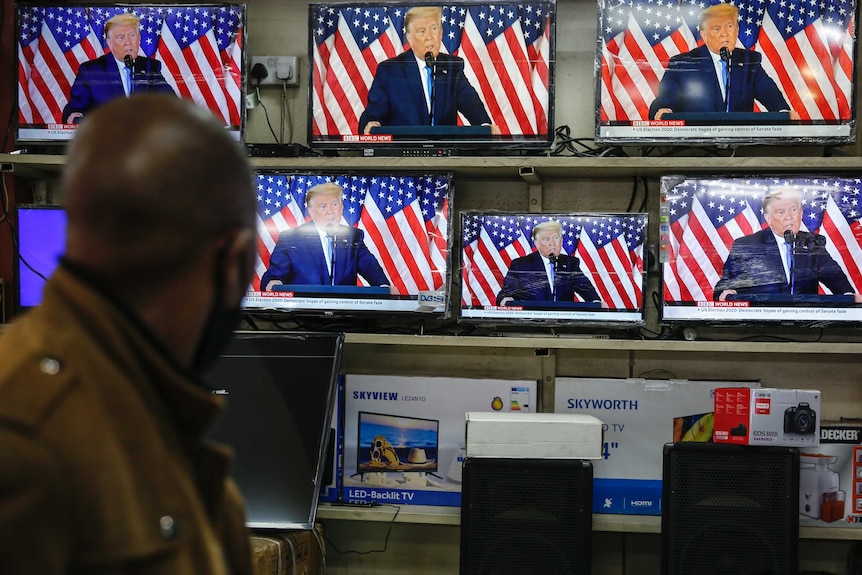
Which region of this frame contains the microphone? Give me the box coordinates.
[123,55,135,96]
[783,230,796,294]
[325,224,338,286]
[719,47,731,112]
[424,51,436,126]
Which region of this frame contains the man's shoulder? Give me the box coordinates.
[78,54,112,72]
[732,228,770,246]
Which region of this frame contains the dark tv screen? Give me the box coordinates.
[460,211,648,325]
[661,175,862,325]
[15,2,246,145]
[308,0,556,152]
[205,332,343,529]
[15,205,67,309]
[595,0,857,145]
[244,171,453,317]
[356,411,439,474]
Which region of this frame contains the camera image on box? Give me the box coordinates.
[785,402,817,435]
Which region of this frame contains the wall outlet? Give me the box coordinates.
[249,56,299,87]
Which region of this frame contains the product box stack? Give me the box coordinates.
[251,526,324,575]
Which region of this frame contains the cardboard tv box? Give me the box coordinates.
[251,526,324,575]
[714,387,821,448]
[554,377,759,515]
[798,421,862,528]
[342,374,537,506]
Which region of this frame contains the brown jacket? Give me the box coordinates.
[0,264,253,575]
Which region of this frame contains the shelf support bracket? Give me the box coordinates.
[520,166,543,213]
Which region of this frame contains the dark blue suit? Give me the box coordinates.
[496,252,601,305]
[649,46,789,120]
[713,229,853,299]
[358,52,491,133]
[63,55,175,123]
[261,222,390,289]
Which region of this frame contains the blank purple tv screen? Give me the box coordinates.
[17,206,67,308]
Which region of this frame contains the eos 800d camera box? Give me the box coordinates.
[714,387,821,448]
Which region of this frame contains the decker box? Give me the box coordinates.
[342,374,537,507]
[799,421,862,528]
[714,387,821,448]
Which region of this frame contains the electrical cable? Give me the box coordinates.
[323,504,400,555]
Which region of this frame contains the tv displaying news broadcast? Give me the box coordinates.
[460,212,647,325]
[595,0,858,145]
[244,172,453,317]
[661,175,862,325]
[15,3,246,144]
[308,1,556,152]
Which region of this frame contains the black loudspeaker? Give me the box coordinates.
[459,457,592,575]
[661,442,800,575]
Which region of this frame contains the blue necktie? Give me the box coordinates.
[327,236,335,285]
[785,241,794,293]
[125,66,133,97]
[721,59,729,112]
[425,65,434,125]
[549,261,556,301]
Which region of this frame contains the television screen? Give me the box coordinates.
[308,0,556,153]
[661,175,862,325]
[15,2,246,145]
[356,411,439,474]
[460,212,648,325]
[595,0,857,145]
[205,332,343,529]
[15,205,67,309]
[243,171,453,317]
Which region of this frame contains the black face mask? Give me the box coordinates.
[191,251,245,374]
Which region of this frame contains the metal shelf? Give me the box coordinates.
[317,504,862,540]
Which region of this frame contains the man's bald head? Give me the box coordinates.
[62,94,255,292]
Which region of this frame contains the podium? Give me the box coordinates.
[662,111,791,124]
[272,284,390,297]
[369,125,492,139]
[725,293,856,304]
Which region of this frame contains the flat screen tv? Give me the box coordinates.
[356,411,439,474]
[308,0,556,153]
[595,0,858,145]
[243,171,453,317]
[460,211,648,325]
[15,204,67,310]
[15,2,246,146]
[660,175,862,325]
[205,332,343,529]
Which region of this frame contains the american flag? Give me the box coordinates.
[17,4,245,129]
[253,173,451,293]
[311,2,553,137]
[662,177,862,302]
[461,213,646,309]
[599,0,855,122]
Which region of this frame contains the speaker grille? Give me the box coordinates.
[662,443,799,575]
[460,458,592,575]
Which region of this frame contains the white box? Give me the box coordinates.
[554,377,759,515]
[342,375,537,506]
[465,412,604,459]
[714,387,821,448]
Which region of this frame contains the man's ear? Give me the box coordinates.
[220,228,255,307]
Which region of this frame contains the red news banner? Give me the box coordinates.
[697,301,751,307]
